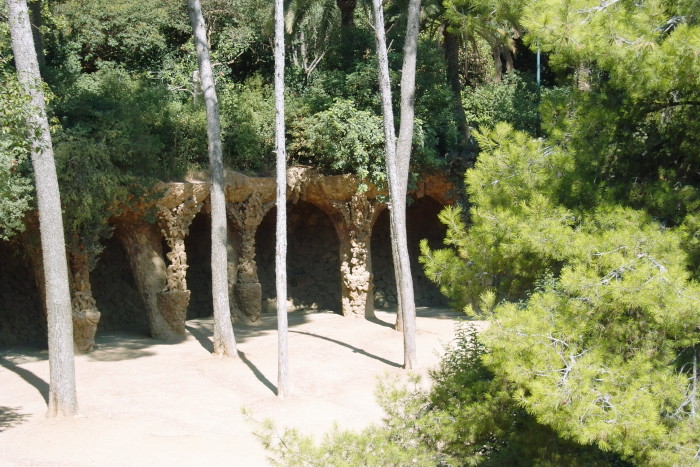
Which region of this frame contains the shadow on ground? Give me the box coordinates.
[0,406,30,432]
[0,356,49,403]
[88,333,158,362]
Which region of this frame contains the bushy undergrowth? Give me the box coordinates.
[253,323,626,466]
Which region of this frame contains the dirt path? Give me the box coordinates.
[0,308,478,466]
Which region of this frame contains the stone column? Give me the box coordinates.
[331,192,382,319]
[68,246,100,353]
[114,222,171,339]
[156,196,202,337]
[226,191,273,323]
[22,227,100,350]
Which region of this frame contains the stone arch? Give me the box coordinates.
[371,195,449,308]
[0,240,45,346]
[92,236,150,335]
[256,201,341,312]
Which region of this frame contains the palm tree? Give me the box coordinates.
[429,0,524,149]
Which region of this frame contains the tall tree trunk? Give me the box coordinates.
[371,0,419,369]
[444,28,470,148]
[274,0,289,397]
[188,0,237,357]
[6,0,78,417]
[336,0,357,69]
[492,45,503,81]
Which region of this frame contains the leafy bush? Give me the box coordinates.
[253,323,627,466]
[53,65,197,178]
[47,0,190,73]
[219,75,275,173]
[0,72,33,241]
[462,71,541,135]
[288,98,386,186]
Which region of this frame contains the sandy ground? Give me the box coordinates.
[0,307,479,466]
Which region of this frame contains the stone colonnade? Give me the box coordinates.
[66,169,453,351]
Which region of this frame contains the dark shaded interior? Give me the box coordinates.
[371,196,448,307]
[256,201,341,311]
[0,241,45,346]
[92,236,150,334]
[184,212,214,319]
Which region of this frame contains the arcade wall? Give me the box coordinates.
[0,169,455,350]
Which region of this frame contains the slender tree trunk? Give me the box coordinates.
[6,0,78,416]
[371,0,419,369]
[274,0,289,397]
[188,0,237,357]
[444,28,470,148]
[336,0,357,69]
[492,45,503,81]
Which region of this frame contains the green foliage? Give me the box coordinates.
[285,39,453,184]
[253,325,627,466]
[54,65,192,178]
[289,98,386,187]
[413,40,459,161]
[421,123,577,310]
[51,65,184,260]
[421,120,700,462]
[248,382,439,466]
[47,0,190,73]
[423,323,628,465]
[0,72,33,241]
[482,221,700,463]
[522,0,700,225]
[219,75,275,173]
[462,72,541,135]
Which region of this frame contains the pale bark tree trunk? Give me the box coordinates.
[188,0,237,357]
[370,0,419,369]
[274,0,289,397]
[6,0,78,416]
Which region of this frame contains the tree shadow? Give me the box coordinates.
[0,356,49,404]
[367,315,398,330]
[290,330,402,368]
[185,323,214,353]
[0,406,30,432]
[186,310,315,350]
[238,351,277,395]
[186,322,277,394]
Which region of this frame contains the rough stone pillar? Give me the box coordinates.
[68,246,100,353]
[331,192,382,319]
[226,228,240,320]
[156,196,202,337]
[114,222,171,340]
[226,191,273,323]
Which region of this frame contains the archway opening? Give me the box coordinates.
[256,201,341,312]
[0,241,45,346]
[92,235,150,335]
[184,212,214,320]
[371,195,448,307]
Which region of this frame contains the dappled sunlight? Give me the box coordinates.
[0,407,30,432]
